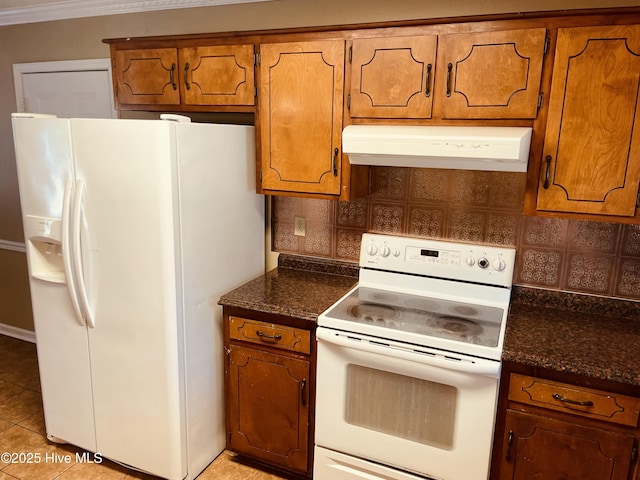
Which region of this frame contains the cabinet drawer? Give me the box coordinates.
[508,374,640,427]
[229,317,311,354]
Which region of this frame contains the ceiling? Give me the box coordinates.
[0,0,271,26]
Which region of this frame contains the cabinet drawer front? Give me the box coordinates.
[508,374,640,427]
[229,316,311,354]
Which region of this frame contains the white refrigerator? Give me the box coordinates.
[11,113,265,480]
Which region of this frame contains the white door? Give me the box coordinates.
[12,115,97,452]
[70,118,186,480]
[13,59,116,119]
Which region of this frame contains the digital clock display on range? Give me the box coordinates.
[420,249,439,258]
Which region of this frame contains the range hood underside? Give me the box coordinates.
[342,125,533,173]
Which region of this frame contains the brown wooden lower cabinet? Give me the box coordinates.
[500,410,635,480]
[492,368,640,480]
[224,311,314,477]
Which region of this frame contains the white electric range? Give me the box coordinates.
[314,233,516,480]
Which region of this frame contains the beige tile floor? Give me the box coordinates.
[0,334,290,480]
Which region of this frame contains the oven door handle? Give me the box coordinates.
[317,328,501,377]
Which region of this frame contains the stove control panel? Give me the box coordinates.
[360,233,516,287]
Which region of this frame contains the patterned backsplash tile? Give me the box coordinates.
[271,166,640,301]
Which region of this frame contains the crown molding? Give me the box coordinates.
[0,0,271,26]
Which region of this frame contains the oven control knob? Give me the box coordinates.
[381,245,391,257]
[465,256,475,266]
[392,247,401,257]
[493,257,507,272]
[366,243,378,256]
[478,257,490,269]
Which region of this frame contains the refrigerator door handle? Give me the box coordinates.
[62,175,85,327]
[72,179,95,328]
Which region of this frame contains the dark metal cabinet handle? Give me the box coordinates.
[256,330,282,342]
[183,63,190,90]
[552,393,594,406]
[333,148,339,177]
[169,63,177,90]
[446,63,453,97]
[301,378,307,406]
[425,64,432,97]
[543,155,552,189]
[506,431,513,461]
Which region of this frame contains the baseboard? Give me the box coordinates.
[0,240,26,253]
[0,323,36,343]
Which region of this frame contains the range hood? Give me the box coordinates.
[342,125,533,172]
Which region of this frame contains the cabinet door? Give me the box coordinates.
[440,29,546,119]
[259,40,344,195]
[227,344,310,474]
[350,35,437,118]
[179,44,255,106]
[500,410,635,480]
[113,48,180,105]
[536,25,640,217]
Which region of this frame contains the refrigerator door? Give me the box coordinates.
[70,118,186,479]
[12,115,97,452]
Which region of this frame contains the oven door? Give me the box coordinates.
[314,327,500,480]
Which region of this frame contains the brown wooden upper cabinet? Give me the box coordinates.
[113,48,181,106]
[440,29,546,119]
[258,40,345,196]
[536,25,640,218]
[113,45,255,108]
[349,29,546,120]
[350,35,437,118]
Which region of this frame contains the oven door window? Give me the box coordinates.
[345,364,456,449]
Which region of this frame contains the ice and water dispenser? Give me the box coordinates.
[24,215,65,283]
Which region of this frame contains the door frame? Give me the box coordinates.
[13,58,117,118]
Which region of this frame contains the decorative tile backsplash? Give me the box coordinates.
[271,166,640,301]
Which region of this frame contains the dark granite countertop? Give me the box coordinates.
[505,287,640,387]
[219,254,640,387]
[218,254,358,322]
